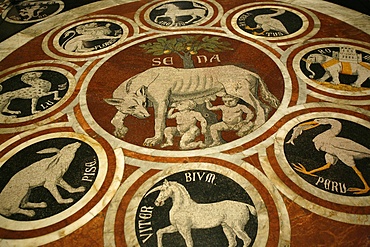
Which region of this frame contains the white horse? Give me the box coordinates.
[146,180,256,247]
[154,3,207,26]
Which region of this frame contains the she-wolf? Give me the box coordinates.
[105,65,280,147]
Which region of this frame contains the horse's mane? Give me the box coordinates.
[168,181,192,200]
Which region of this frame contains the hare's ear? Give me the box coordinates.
[37,148,60,154]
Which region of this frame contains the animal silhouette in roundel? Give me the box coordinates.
[0,138,99,221]
[285,118,370,196]
[0,71,68,120]
[136,171,258,246]
[150,1,209,27]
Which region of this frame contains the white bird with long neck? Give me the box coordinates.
[290,118,370,194]
[245,8,289,35]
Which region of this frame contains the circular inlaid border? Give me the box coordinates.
[1,0,64,24]
[293,42,370,97]
[0,131,107,230]
[0,123,125,246]
[127,165,266,246]
[259,104,370,225]
[275,111,370,206]
[53,19,128,56]
[79,30,291,157]
[232,6,308,40]
[0,65,76,125]
[43,15,139,61]
[104,159,291,246]
[135,0,223,31]
[222,2,320,46]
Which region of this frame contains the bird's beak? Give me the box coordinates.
[298,120,320,130]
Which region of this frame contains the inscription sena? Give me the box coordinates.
[151,54,221,66]
[94,35,282,151]
[105,65,279,149]
[135,170,258,246]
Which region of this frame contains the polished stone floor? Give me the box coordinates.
[0,0,369,246]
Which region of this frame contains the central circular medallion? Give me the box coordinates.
[86,33,285,152]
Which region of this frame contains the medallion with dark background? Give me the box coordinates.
[236,8,303,37]
[87,34,284,150]
[4,0,64,23]
[299,47,370,88]
[58,21,123,53]
[284,118,370,197]
[136,170,258,246]
[149,1,209,27]
[0,70,69,118]
[0,137,99,221]
[0,0,101,42]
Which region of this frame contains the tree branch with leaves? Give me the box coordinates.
[140,35,233,68]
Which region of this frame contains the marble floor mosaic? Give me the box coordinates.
[0,0,369,246]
